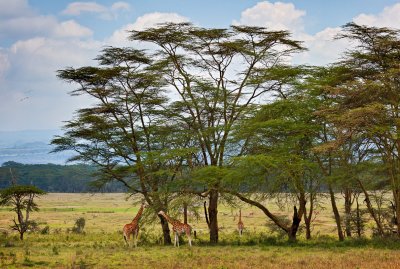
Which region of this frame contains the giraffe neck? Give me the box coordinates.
[161,212,176,225]
[239,209,242,222]
[132,204,144,223]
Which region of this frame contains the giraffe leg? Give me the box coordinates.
[126,233,131,247]
[134,228,139,248]
[132,231,137,248]
[187,235,192,247]
[174,232,177,247]
[123,231,128,246]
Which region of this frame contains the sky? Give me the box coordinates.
[0,0,400,132]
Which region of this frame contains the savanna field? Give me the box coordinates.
[0,193,399,269]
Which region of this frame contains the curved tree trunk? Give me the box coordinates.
[357,179,385,236]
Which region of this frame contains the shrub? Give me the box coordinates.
[72,217,86,234]
[41,226,50,235]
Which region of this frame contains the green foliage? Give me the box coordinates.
[0,185,46,240]
[0,185,45,206]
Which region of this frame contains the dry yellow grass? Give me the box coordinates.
[0,193,399,269]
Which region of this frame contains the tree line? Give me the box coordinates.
[52,22,400,244]
[0,161,126,192]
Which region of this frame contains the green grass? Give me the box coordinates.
[0,193,399,268]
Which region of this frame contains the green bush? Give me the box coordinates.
[41,226,50,235]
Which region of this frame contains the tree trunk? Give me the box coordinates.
[355,195,362,237]
[288,206,301,241]
[357,179,385,236]
[344,188,352,237]
[208,190,219,244]
[204,201,210,229]
[303,194,313,240]
[305,221,311,239]
[329,185,344,241]
[19,232,24,240]
[394,189,400,237]
[183,203,188,224]
[304,208,311,240]
[231,191,289,233]
[159,215,172,245]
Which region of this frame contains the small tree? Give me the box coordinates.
[0,185,46,240]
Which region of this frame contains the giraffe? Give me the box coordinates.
[238,209,244,236]
[123,202,146,247]
[158,210,192,247]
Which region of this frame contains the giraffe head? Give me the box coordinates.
[158,210,165,216]
[141,199,149,208]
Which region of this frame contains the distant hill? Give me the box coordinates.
[0,162,126,192]
[0,129,74,165]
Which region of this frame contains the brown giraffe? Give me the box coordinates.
[158,210,192,247]
[238,209,244,236]
[123,202,146,247]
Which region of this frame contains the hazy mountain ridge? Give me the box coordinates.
[0,130,73,165]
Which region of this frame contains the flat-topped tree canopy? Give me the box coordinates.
[129,22,306,243]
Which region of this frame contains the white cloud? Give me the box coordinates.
[62,1,131,20]
[62,2,107,16]
[0,0,105,131]
[107,12,189,46]
[0,50,10,80]
[9,37,101,82]
[353,3,400,29]
[53,20,93,38]
[111,2,130,12]
[0,0,31,18]
[293,27,350,66]
[0,36,101,130]
[0,15,58,39]
[234,1,306,34]
[233,1,349,66]
[0,13,93,41]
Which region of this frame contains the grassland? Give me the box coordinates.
[0,193,399,268]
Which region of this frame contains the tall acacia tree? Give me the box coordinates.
[226,81,322,241]
[131,23,305,243]
[53,47,192,244]
[322,23,400,236]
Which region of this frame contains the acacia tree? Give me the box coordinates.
[315,23,400,236]
[226,86,323,241]
[53,47,193,244]
[130,23,305,243]
[0,185,46,240]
